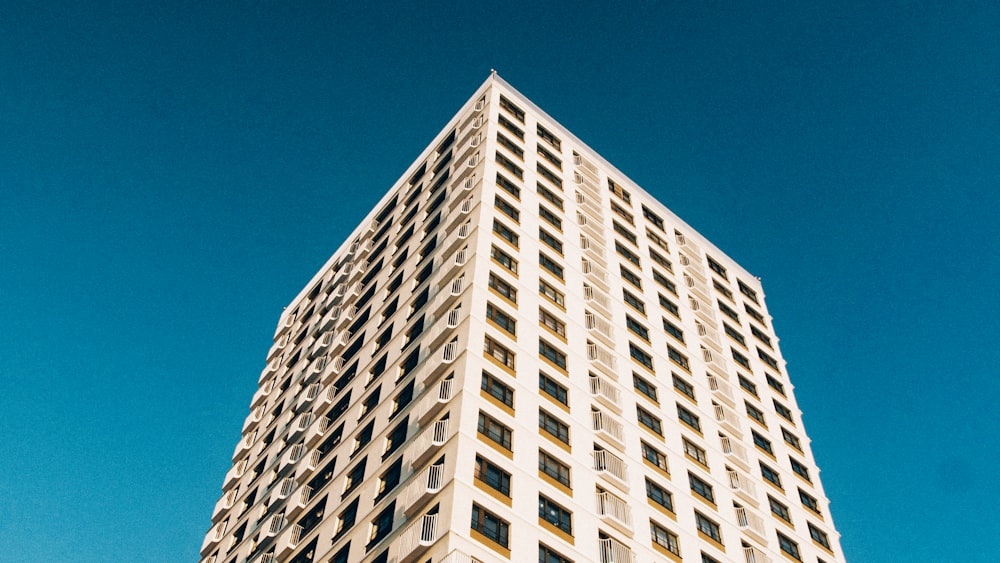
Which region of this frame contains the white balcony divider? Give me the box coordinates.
[597,490,633,529]
[454,247,469,267]
[297,412,315,432]
[277,477,295,499]
[598,536,635,563]
[592,410,624,443]
[581,258,610,285]
[593,449,628,482]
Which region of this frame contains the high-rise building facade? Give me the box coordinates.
[201,73,844,563]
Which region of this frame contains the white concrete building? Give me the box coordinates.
[201,73,844,563]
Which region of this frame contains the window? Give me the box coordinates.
[539,228,563,254]
[471,503,510,548]
[539,339,567,369]
[482,370,514,407]
[489,272,517,303]
[539,280,565,307]
[611,201,634,224]
[499,95,525,122]
[659,294,680,317]
[689,472,715,503]
[375,458,403,501]
[637,405,663,436]
[478,411,513,450]
[342,458,367,499]
[652,270,676,294]
[642,204,665,230]
[663,318,684,342]
[367,501,395,549]
[491,245,517,274]
[751,325,772,347]
[626,315,649,341]
[334,498,359,539]
[608,178,631,204]
[539,253,564,279]
[498,113,524,139]
[390,381,414,418]
[738,279,759,303]
[403,315,425,348]
[623,290,645,314]
[769,495,792,523]
[677,404,701,431]
[612,220,637,244]
[760,462,782,488]
[539,449,571,487]
[773,400,795,423]
[707,256,728,280]
[718,301,740,322]
[629,342,654,370]
[647,229,669,251]
[672,373,695,400]
[790,457,812,482]
[615,241,641,266]
[382,418,408,459]
[620,266,642,288]
[539,409,570,443]
[537,163,562,189]
[539,543,572,563]
[537,124,561,150]
[494,219,519,247]
[495,195,520,222]
[746,401,766,425]
[808,523,832,549]
[683,437,708,466]
[758,348,780,371]
[352,421,374,456]
[713,279,733,300]
[695,511,723,543]
[496,173,521,199]
[701,553,722,563]
[723,323,745,346]
[650,521,680,555]
[537,183,563,209]
[668,346,689,371]
[486,302,517,335]
[475,454,512,496]
[645,478,674,512]
[777,532,802,561]
[537,309,566,338]
[484,336,515,369]
[799,488,821,514]
[642,440,669,472]
[649,249,671,271]
[766,373,785,395]
[538,495,572,534]
[732,348,751,369]
[537,145,562,169]
[539,372,568,405]
[633,372,658,402]
[782,427,802,451]
[738,374,758,397]
[359,389,380,420]
[497,132,524,159]
[752,431,774,455]
[495,152,523,179]
[539,205,562,230]
[745,304,767,326]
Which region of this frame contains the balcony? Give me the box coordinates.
[728,469,759,503]
[587,342,617,377]
[410,418,451,468]
[415,377,455,426]
[397,513,440,563]
[735,505,767,541]
[440,339,459,364]
[582,258,610,290]
[403,462,446,516]
[597,490,633,534]
[598,536,635,563]
[697,321,723,353]
[285,485,312,519]
[714,403,743,435]
[589,373,621,412]
[303,416,331,448]
[585,311,614,344]
[719,435,750,470]
[592,410,624,446]
[576,190,604,221]
[702,347,728,376]
[707,374,736,407]
[593,448,628,486]
[274,522,303,559]
[584,284,613,318]
[577,214,607,248]
[689,297,717,325]
[743,545,772,563]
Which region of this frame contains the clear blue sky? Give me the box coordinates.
[2,2,998,562]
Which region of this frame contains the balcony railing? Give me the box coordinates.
[410,419,451,467]
[597,490,633,530]
[403,462,446,515]
[714,403,742,434]
[743,545,772,563]
[598,537,635,563]
[585,311,614,341]
[735,506,766,536]
[587,342,617,375]
[592,410,624,443]
[720,435,750,466]
[441,340,458,364]
[415,377,454,425]
[398,513,439,562]
[589,373,621,409]
[593,449,628,483]
[729,469,759,499]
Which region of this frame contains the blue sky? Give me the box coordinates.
[2,1,998,561]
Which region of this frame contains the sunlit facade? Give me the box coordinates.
[201,73,844,563]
